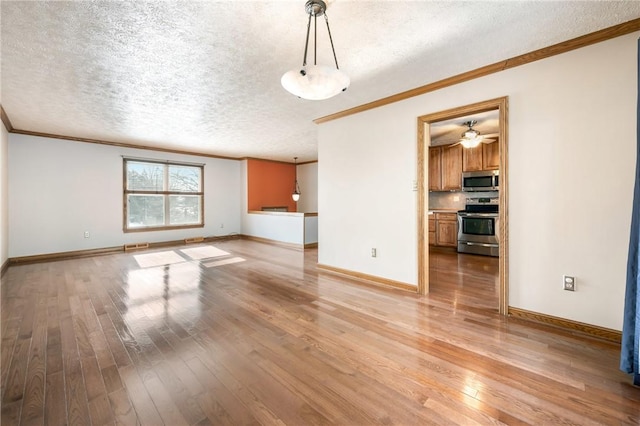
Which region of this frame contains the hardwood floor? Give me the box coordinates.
[1,240,638,425]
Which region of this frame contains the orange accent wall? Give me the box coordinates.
[247,159,297,212]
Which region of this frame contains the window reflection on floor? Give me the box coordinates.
[125,245,247,328]
[124,262,203,325]
[126,247,230,324]
[133,250,186,268]
[180,245,230,260]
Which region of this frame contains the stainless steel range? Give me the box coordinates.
[457,197,499,257]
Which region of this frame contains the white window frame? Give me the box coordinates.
[123,158,204,232]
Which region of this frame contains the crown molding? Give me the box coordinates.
[314,17,640,124]
[9,128,241,161]
[242,157,318,165]
[1,105,14,132]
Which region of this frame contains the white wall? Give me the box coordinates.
[319,106,418,285]
[318,32,639,330]
[304,215,318,244]
[243,213,305,245]
[1,121,8,270]
[8,134,242,257]
[297,162,318,213]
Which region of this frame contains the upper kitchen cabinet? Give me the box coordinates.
[482,141,499,170]
[442,144,463,190]
[429,145,463,191]
[463,140,499,172]
[428,147,442,191]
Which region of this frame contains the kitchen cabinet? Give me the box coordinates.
[436,212,458,247]
[462,141,499,172]
[462,145,483,171]
[428,216,436,245]
[428,147,442,191]
[442,144,463,190]
[429,144,462,191]
[429,212,458,247]
[482,141,499,170]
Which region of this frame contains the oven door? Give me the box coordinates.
[457,213,499,245]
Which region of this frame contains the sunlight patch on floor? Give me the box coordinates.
[134,250,186,268]
[202,257,245,268]
[180,245,230,260]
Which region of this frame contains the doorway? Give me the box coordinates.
[417,97,509,314]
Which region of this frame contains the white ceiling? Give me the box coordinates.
[2,1,639,162]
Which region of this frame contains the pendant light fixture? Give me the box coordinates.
[281,0,350,100]
[292,157,301,202]
[460,120,484,149]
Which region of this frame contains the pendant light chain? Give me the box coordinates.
[302,13,312,67]
[324,14,340,70]
[300,4,340,70]
[292,157,301,201]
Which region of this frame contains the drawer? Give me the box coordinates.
[435,212,457,221]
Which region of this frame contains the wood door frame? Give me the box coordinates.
[417,97,509,314]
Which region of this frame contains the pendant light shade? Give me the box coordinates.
[281,65,350,101]
[292,157,301,201]
[281,0,349,100]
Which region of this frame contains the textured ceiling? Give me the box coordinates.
[2,1,640,162]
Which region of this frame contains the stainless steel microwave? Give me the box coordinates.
[462,170,499,192]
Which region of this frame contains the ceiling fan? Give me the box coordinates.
[456,120,497,148]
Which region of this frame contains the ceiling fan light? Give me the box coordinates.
[459,120,483,148]
[463,129,479,139]
[460,137,483,149]
[281,65,350,100]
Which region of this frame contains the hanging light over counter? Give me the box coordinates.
[281,0,350,100]
[292,157,301,201]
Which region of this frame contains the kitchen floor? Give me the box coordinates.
[428,247,499,311]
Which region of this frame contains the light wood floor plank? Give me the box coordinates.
[107,387,139,426]
[19,298,47,425]
[118,364,163,425]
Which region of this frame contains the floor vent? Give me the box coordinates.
[124,242,150,252]
[184,236,205,244]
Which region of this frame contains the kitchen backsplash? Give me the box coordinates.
[429,191,498,210]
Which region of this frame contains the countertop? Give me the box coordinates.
[428,209,459,215]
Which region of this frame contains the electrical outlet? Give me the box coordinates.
[220,223,224,228]
[371,248,377,257]
[84,231,90,239]
[563,275,576,291]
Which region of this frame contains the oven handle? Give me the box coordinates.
[462,242,499,248]
[458,213,498,218]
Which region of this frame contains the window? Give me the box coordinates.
[124,158,204,232]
